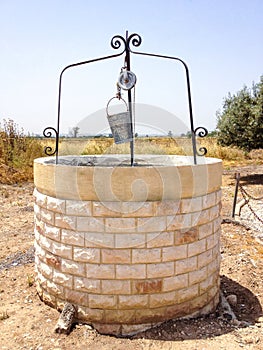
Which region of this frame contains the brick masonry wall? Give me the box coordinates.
[34,188,221,336]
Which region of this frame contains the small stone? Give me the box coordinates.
[226,294,237,306]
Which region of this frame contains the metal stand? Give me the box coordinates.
[43,31,208,165]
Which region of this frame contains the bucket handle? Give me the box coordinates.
[106,97,128,117]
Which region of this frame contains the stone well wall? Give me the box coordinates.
[34,155,222,336]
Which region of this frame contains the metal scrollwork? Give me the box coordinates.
[194,126,208,138]
[127,33,142,51]
[194,127,208,156]
[43,127,58,156]
[110,35,126,52]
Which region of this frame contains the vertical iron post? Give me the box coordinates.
[232,172,240,218]
[125,31,134,166]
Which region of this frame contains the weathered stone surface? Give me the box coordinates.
[34,154,222,334]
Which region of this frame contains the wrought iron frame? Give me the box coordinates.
[43,31,208,165]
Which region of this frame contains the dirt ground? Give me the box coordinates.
[0,165,263,350]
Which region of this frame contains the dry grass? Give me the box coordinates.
[1,135,262,184]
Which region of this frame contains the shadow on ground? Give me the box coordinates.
[240,174,263,186]
[132,276,262,341]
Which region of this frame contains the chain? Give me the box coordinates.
[239,182,263,200]
[239,184,263,225]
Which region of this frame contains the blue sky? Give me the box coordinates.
[0,0,262,135]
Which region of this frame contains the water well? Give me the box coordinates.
[34,33,222,336]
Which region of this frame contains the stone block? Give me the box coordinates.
[55,214,76,230]
[115,233,146,249]
[149,291,176,308]
[73,247,100,263]
[189,266,207,285]
[64,288,88,306]
[118,295,149,309]
[104,309,135,324]
[74,277,101,293]
[175,227,198,244]
[105,218,136,233]
[61,258,85,276]
[46,280,64,297]
[132,248,161,264]
[147,261,174,278]
[202,192,216,209]
[34,190,47,208]
[77,216,105,232]
[176,284,199,303]
[198,222,213,239]
[42,290,56,308]
[206,232,217,250]
[44,224,61,241]
[122,201,155,217]
[102,249,131,264]
[66,200,91,216]
[134,307,166,324]
[134,279,162,294]
[180,196,202,213]
[163,274,188,292]
[213,216,222,233]
[137,216,166,233]
[167,214,191,231]
[116,264,146,279]
[176,256,197,274]
[46,196,66,213]
[38,261,53,279]
[45,254,61,269]
[101,280,131,295]
[198,249,213,268]
[85,232,115,248]
[92,323,121,336]
[89,294,117,309]
[189,293,208,311]
[92,201,122,217]
[154,200,180,216]
[86,264,115,279]
[61,229,85,247]
[162,245,187,262]
[192,209,210,226]
[199,274,215,294]
[39,234,53,251]
[188,239,206,257]
[166,301,190,319]
[51,242,72,259]
[53,271,73,288]
[146,231,173,248]
[77,307,104,322]
[34,203,41,220]
[41,208,55,225]
[210,204,221,221]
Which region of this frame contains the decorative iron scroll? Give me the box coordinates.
[194,127,208,156]
[44,31,208,165]
[43,127,58,157]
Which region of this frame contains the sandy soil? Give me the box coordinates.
[0,165,262,350]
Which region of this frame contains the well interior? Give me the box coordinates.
[34,155,222,336]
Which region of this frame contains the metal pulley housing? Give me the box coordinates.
[118,70,137,90]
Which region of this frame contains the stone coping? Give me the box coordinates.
[34,155,222,202]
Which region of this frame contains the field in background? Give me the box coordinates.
[50,136,263,165]
[1,136,263,184]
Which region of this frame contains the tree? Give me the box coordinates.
[216,76,263,151]
[168,130,173,137]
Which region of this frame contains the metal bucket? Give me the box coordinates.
[106,97,132,144]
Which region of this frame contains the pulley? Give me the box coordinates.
[118,70,137,90]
